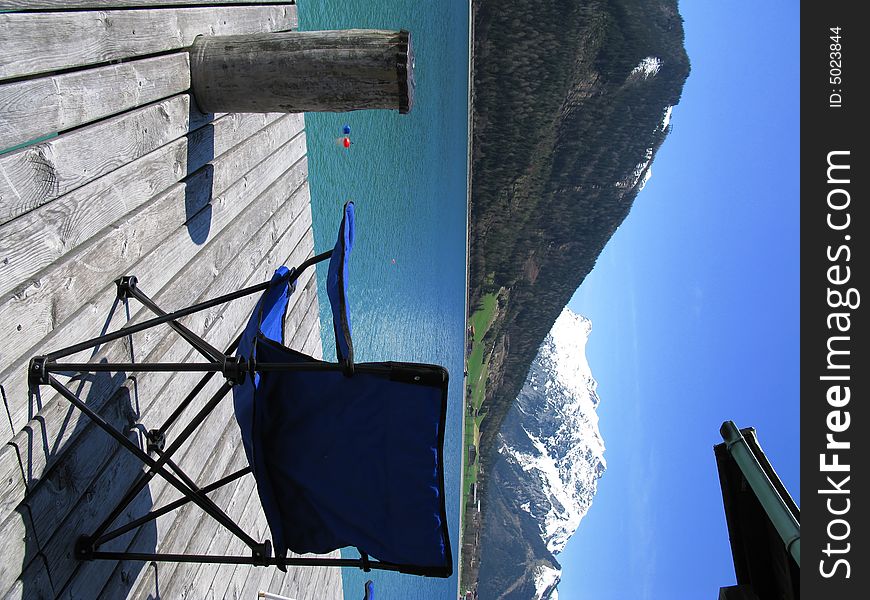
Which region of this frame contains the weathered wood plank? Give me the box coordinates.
[0,1,293,9]
[0,135,306,536]
[119,278,317,600]
[0,91,221,225]
[0,547,53,600]
[158,470,259,599]
[0,111,294,386]
[218,510,270,600]
[125,426,251,599]
[53,390,247,598]
[125,281,318,600]
[1,142,318,600]
[0,444,25,529]
[70,359,256,597]
[0,53,190,153]
[19,182,315,595]
[0,443,41,598]
[212,501,271,599]
[98,446,244,600]
[0,109,286,301]
[21,161,312,548]
[0,5,297,81]
[6,147,308,509]
[0,506,42,598]
[294,285,323,362]
[197,482,264,595]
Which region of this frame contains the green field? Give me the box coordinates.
[461,292,498,506]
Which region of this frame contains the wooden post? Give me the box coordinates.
[189,29,415,114]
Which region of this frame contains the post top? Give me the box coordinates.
[398,30,415,114]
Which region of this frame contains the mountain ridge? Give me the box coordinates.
[478,308,606,599]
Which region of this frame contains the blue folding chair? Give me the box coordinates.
[30,202,453,578]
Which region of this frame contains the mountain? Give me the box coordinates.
[469,0,689,456]
[465,0,689,593]
[477,308,606,600]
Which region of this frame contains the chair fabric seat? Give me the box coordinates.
[232,202,452,576]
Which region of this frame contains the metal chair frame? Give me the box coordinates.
[28,249,422,575]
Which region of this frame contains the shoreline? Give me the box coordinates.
[457,0,474,596]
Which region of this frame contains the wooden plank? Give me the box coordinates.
[53,389,247,598]
[1,1,293,10]
[0,5,297,81]
[124,280,317,600]
[0,111,294,392]
[0,91,222,227]
[22,176,315,590]
[0,53,190,153]
[53,257,317,596]
[217,512,269,600]
[0,443,41,598]
[0,444,25,529]
[98,461,239,600]
[5,158,316,596]
[0,133,306,526]
[21,161,312,548]
[0,549,54,600]
[0,507,41,598]
[38,410,157,595]
[157,469,259,599]
[196,482,263,596]
[119,280,316,600]
[0,109,286,301]
[8,144,308,504]
[304,307,324,361]
[294,286,323,361]
[212,503,270,600]
[125,426,251,600]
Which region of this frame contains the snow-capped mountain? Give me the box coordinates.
[478,307,606,600]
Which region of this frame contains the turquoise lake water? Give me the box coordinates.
[298,1,470,598]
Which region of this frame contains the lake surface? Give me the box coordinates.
[298,1,470,598]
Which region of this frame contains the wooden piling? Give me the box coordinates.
[189,29,415,114]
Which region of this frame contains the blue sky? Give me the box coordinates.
[556,1,800,598]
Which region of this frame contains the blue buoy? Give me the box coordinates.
[363,580,374,600]
[342,124,352,135]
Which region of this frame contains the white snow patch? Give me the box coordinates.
[661,105,673,129]
[629,56,662,80]
[500,308,607,554]
[534,564,561,600]
[637,166,653,191]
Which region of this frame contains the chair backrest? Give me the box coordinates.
[232,202,452,577]
[326,201,355,369]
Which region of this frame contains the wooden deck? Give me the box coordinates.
[0,2,343,598]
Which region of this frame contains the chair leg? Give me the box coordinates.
[92,467,252,547]
[121,280,225,363]
[51,377,260,553]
